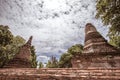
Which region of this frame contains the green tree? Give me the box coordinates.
[30,46,37,68]
[0,25,14,67]
[109,36,120,49]
[12,36,25,47]
[11,35,26,58]
[46,56,58,68]
[0,25,26,67]
[46,60,52,68]
[96,0,120,48]
[96,0,120,34]
[58,53,72,68]
[39,62,44,68]
[68,44,83,55]
[0,25,13,46]
[58,44,83,68]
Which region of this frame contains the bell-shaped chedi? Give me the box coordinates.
[3,36,33,68]
[83,23,119,55]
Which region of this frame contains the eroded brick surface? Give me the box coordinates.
[0,68,120,80]
[3,36,33,68]
[71,23,120,69]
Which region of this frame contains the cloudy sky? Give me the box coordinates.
[0,0,108,63]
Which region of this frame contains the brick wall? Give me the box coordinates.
[0,68,120,80]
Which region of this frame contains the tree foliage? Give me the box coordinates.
[96,0,120,48]
[68,44,83,55]
[58,44,83,68]
[39,62,44,68]
[96,0,120,34]
[109,36,120,49]
[46,56,58,68]
[30,46,37,68]
[13,36,25,47]
[0,25,25,67]
[0,25,13,46]
[58,53,72,68]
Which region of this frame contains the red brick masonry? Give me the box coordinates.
[0,68,120,80]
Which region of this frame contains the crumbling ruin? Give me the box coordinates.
[71,23,120,68]
[3,36,33,68]
[0,23,120,80]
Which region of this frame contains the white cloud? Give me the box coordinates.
[37,55,49,64]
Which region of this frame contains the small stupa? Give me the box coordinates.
[3,36,33,68]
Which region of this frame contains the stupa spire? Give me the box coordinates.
[26,36,33,47]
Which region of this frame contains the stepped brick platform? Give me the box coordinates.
[0,68,120,80]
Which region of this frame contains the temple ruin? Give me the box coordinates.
[0,23,120,80]
[71,23,120,68]
[3,36,33,68]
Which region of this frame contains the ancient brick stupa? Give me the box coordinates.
[3,36,33,68]
[83,23,119,54]
[71,23,120,69]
